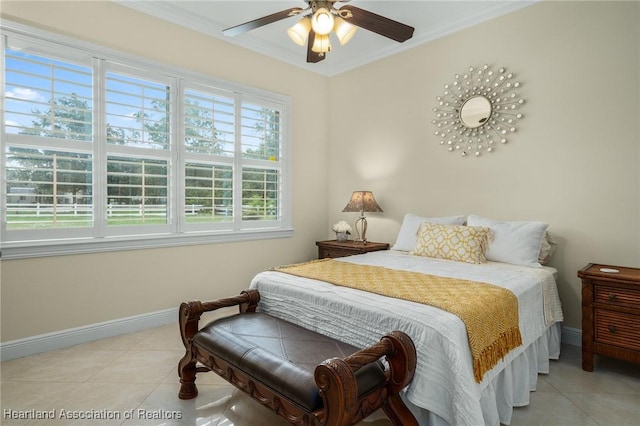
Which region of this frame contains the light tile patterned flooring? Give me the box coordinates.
[2,322,640,425]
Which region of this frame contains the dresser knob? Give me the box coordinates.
[608,293,618,302]
[608,325,617,333]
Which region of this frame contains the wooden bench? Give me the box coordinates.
[178,289,418,426]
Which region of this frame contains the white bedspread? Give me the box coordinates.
[250,251,563,425]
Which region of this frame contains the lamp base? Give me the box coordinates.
[354,216,368,244]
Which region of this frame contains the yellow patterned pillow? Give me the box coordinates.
[410,223,491,264]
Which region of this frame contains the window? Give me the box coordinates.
[1,23,292,258]
[104,65,173,234]
[181,85,235,230]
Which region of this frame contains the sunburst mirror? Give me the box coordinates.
[432,64,525,157]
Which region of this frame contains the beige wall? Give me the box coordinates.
[0,1,330,341]
[328,1,640,329]
[1,1,639,343]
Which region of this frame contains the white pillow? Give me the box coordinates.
[392,213,466,251]
[466,215,548,267]
[538,232,557,264]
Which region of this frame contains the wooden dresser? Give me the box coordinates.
[578,263,640,371]
[316,240,389,259]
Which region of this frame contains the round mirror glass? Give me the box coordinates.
[459,96,492,129]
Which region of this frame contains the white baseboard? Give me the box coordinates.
[561,325,581,347]
[0,307,178,361]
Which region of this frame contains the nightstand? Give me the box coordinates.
[578,263,640,371]
[315,240,390,259]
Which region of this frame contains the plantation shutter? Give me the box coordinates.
[3,38,94,236]
[182,85,235,229]
[104,64,172,233]
[240,100,283,224]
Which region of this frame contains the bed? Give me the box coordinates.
[250,214,563,426]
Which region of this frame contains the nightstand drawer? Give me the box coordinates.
[595,284,640,307]
[316,240,389,259]
[595,309,640,351]
[320,248,354,259]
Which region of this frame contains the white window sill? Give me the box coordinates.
[0,228,294,259]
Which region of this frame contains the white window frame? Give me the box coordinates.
[0,21,293,259]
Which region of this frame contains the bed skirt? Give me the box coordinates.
[389,322,562,426]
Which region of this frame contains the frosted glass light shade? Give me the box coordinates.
[333,16,356,45]
[287,17,311,46]
[311,8,334,35]
[311,34,332,53]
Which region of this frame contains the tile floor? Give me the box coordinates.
[2,319,640,425]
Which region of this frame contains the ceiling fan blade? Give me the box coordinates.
[306,30,325,63]
[223,7,304,37]
[340,5,414,43]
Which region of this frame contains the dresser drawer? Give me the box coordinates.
[595,284,640,308]
[595,309,640,351]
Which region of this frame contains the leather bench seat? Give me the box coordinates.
[192,312,386,411]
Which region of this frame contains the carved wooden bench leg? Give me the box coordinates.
[380,331,418,426]
[336,330,418,426]
[177,291,260,400]
[177,351,198,399]
[178,301,202,399]
[384,394,417,426]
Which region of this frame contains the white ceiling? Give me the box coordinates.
[117,0,536,77]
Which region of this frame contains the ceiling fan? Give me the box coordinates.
[222,1,415,63]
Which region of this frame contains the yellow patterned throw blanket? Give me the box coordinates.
[275,259,522,382]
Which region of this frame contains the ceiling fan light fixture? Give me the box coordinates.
[333,16,356,45]
[311,33,332,53]
[311,7,334,35]
[287,16,311,46]
[223,2,415,64]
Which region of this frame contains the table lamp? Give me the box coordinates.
[342,191,383,243]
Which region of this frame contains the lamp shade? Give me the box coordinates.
[342,191,383,213]
[333,16,357,45]
[311,34,332,53]
[287,17,311,46]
